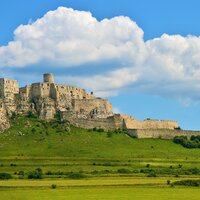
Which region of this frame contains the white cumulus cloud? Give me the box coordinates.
[1,7,200,102]
[0,7,144,68]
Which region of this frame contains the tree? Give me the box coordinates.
[28,168,43,179]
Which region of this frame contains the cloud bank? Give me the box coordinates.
[1,7,200,102]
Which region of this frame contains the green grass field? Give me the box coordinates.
[0,177,200,200]
[1,186,200,200]
[0,116,200,199]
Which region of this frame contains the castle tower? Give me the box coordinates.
[0,78,19,98]
[43,73,54,83]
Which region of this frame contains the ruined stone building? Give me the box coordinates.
[0,73,200,138]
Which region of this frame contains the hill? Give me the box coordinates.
[1,115,200,200]
[1,115,200,160]
[1,115,200,178]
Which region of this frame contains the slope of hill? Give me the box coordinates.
[1,115,200,160]
[1,115,200,200]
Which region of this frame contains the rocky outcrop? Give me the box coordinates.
[34,97,56,120]
[0,100,10,132]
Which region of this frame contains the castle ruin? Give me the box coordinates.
[0,73,200,139]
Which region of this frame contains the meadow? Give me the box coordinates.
[0,115,200,199]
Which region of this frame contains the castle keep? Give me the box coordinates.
[0,73,200,139]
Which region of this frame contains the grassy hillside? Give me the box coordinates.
[1,116,200,199]
[0,115,200,176]
[1,115,200,160]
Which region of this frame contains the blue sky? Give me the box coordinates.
[1,0,200,130]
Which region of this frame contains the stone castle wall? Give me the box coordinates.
[53,84,92,100]
[0,78,19,98]
[122,114,179,130]
[0,73,199,139]
[72,98,113,118]
[20,83,94,101]
[17,75,112,121]
[62,112,124,130]
[0,78,19,115]
[127,129,200,139]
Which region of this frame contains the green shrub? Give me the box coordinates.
[18,171,24,176]
[102,162,113,166]
[191,135,200,141]
[167,180,171,185]
[67,172,86,179]
[46,171,53,175]
[31,128,36,133]
[146,164,150,168]
[11,112,17,120]
[97,128,104,132]
[27,111,37,118]
[51,184,57,189]
[0,173,12,180]
[92,127,97,131]
[28,168,43,179]
[175,126,181,130]
[178,164,182,168]
[92,128,105,132]
[173,136,200,148]
[54,111,62,122]
[117,168,131,174]
[147,172,157,177]
[107,132,113,138]
[173,180,200,187]
[10,163,17,166]
[188,168,200,175]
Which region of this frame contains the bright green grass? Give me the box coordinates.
[0,177,200,200]
[0,116,200,160]
[0,177,198,187]
[1,116,200,199]
[0,116,200,176]
[1,187,200,200]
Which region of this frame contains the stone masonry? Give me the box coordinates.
[0,73,198,139]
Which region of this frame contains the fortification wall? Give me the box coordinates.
[72,98,113,118]
[62,112,123,130]
[68,117,117,130]
[1,78,19,114]
[127,129,200,139]
[31,83,42,98]
[142,120,179,130]
[53,84,93,100]
[27,83,94,101]
[17,81,106,119]
[19,85,32,99]
[0,73,188,134]
[40,83,52,97]
[30,83,52,99]
[54,84,82,99]
[0,78,19,98]
[123,114,179,130]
